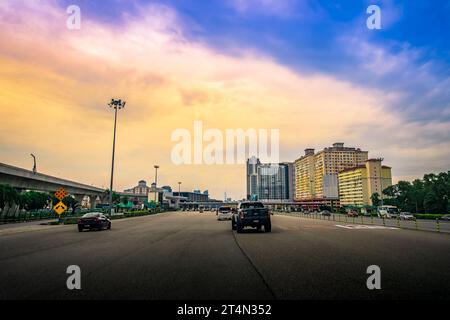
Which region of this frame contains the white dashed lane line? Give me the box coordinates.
[335,224,399,230]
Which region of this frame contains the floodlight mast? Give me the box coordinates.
[108,98,126,215]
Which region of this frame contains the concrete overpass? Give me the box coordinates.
[0,163,161,207]
[0,163,107,207]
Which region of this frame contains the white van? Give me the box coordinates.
[378,205,399,219]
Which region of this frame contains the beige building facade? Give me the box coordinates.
[294,143,368,201]
[338,159,392,206]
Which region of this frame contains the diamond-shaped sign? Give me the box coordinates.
[53,201,68,215]
[55,188,68,200]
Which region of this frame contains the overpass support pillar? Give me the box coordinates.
[73,194,85,207]
[89,195,100,210]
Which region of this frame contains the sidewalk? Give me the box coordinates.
[0,219,58,230]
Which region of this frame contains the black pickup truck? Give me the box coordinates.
[232,201,271,233]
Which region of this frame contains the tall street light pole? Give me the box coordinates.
[154,165,159,202]
[30,154,37,174]
[108,98,126,215]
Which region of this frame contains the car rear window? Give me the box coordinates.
[219,207,230,212]
[82,213,100,218]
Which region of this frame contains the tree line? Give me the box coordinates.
[0,184,133,213]
[0,184,81,212]
[381,171,449,214]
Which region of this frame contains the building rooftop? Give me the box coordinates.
[295,142,367,162]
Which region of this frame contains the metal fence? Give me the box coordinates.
[275,211,450,234]
[0,208,167,225]
[0,210,56,224]
[0,209,102,225]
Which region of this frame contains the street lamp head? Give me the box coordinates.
[154,165,160,169]
[108,99,126,109]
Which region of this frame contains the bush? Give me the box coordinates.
[415,214,445,220]
[63,217,79,225]
[124,210,152,216]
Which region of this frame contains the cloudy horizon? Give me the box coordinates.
[0,0,449,200]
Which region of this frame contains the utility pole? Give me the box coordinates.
[108,98,126,215]
[154,165,159,202]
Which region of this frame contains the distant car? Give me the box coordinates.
[217,206,232,221]
[390,212,400,220]
[232,201,271,233]
[320,210,331,216]
[78,213,111,232]
[439,214,450,221]
[347,210,359,217]
[399,212,416,220]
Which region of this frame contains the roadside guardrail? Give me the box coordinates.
[275,211,450,234]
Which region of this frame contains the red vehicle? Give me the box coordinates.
[347,210,359,217]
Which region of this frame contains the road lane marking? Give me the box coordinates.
[335,224,398,230]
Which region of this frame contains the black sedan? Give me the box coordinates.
[78,213,111,232]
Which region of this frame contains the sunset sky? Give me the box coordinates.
[0,0,449,200]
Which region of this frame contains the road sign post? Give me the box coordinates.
[53,187,69,223]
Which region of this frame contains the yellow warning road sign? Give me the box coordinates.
[54,201,68,215]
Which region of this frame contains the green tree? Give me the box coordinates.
[121,196,129,205]
[385,170,450,214]
[63,196,80,213]
[423,190,440,214]
[370,193,381,207]
[20,191,50,211]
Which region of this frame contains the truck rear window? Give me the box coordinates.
[241,203,264,209]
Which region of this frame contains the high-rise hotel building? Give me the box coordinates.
[246,157,294,202]
[294,143,368,202]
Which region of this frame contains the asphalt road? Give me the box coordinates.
[0,211,449,300]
